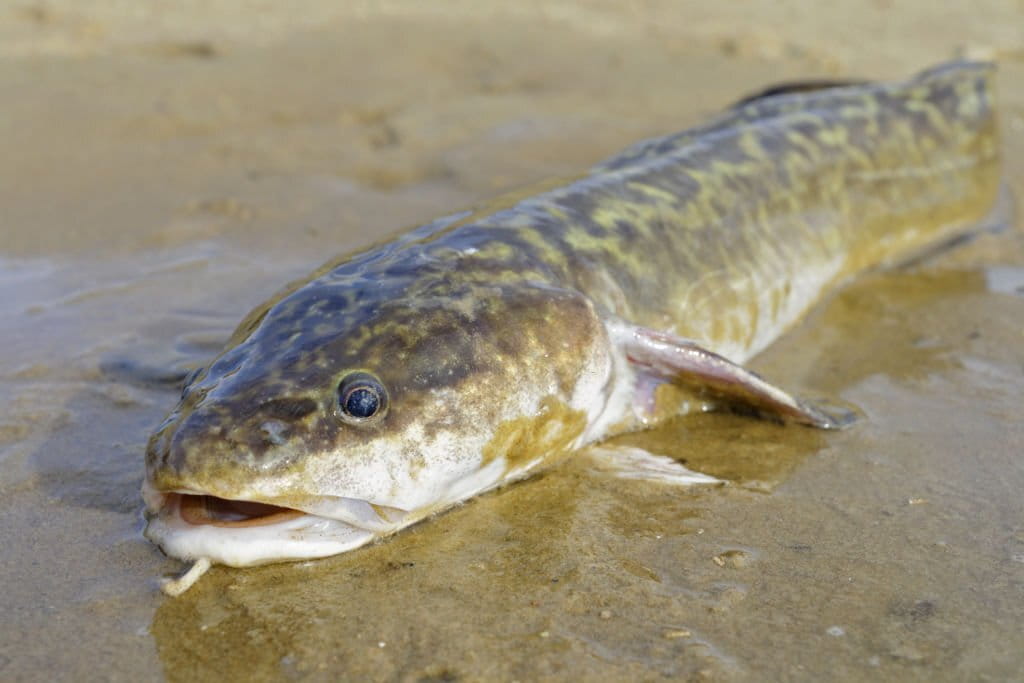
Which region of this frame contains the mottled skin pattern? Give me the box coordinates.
[146,62,999,527]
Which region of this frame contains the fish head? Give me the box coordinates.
[144,274,617,566]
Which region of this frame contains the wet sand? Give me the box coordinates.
[1,3,1023,681]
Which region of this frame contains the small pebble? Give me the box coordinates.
[827,626,845,637]
[712,549,751,568]
[599,610,612,620]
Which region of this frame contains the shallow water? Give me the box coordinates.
[2,4,1023,681]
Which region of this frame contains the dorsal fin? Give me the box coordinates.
[596,78,875,173]
[732,79,868,107]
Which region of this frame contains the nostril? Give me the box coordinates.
[260,420,289,446]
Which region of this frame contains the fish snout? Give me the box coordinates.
[146,405,307,493]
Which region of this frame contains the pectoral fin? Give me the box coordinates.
[616,324,855,429]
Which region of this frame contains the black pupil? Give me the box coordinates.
[344,386,379,418]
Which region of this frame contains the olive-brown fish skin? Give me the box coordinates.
[145,61,1000,553]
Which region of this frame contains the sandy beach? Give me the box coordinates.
[1,2,1022,680]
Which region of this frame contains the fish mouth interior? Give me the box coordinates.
[174,493,306,527]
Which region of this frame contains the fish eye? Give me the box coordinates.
[337,372,388,423]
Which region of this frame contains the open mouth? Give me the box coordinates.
[141,456,512,595]
[143,488,381,596]
[175,493,305,527]
[141,481,413,578]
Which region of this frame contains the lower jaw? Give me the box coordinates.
[140,456,513,568]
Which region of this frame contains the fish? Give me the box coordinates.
[143,61,1003,595]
